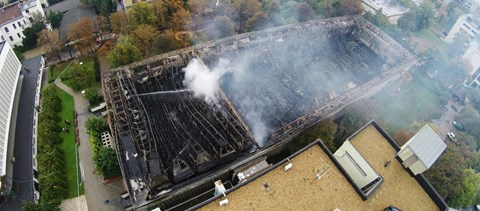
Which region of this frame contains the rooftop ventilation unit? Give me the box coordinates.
[397,125,446,175]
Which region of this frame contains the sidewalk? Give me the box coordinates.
[54,80,125,211]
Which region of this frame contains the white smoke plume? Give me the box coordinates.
[182,58,269,147]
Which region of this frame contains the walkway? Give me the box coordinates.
[54,80,125,211]
[59,195,88,211]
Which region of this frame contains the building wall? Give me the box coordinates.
[0,18,28,47]
[457,0,480,12]
[398,147,414,161]
[445,14,479,43]
[410,160,427,175]
[0,0,46,47]
[0,42,21,176]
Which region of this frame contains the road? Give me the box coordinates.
[0,56,43,210]
[54,80,126,211]
[434,100,463,140]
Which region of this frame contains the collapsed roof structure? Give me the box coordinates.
[102,15,416,210]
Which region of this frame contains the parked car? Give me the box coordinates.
[447,132,456,141]
[452,121,464,131]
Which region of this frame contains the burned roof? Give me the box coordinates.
[103,15,416,209]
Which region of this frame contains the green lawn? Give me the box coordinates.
[55,87,84,198]
[49,55,100,91]
[373,80,442,133]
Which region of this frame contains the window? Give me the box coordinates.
[12,23,16,29]
[17,33,21,38]
[25,9,29,13]
[23,20,26,25]
[1,36,3,41]
[9,36,13,41]
[4,27,8,33]
[18,21,21,27]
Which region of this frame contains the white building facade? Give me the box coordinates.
[445,14,480,43]
[0,0,46,47]
[456,0,480,12]
[0,41,21,180]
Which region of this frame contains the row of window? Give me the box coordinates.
[1,33,23,42]
[3,20,27,33]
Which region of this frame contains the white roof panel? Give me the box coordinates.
[404,125,446,168]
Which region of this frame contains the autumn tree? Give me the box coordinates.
[129,2,157,28]
[109,12,129,35]
[153,0,191,30]
[233,0,262,32]
[108,36,142,67]
[37,29,62,62]
[152,30,184,54]
[97,40,115,57]
[68,18,95,55]
[132,24,159,56]
[97,15,111,35]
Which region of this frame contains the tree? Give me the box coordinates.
[294,2,314,22]
[94,147,120,178]
[132,24,159,55]
[109,11,129,35]
[68,18,95,55]
[85,88,102,106]
[397,3,434,32]
[170,8,192,30]
[336,0,363,16]
[152,30,184,54]
[288,119,338,153]
[22,21,46,50]
[129,2,157,28]
[152,0,185,29]
[97,40,115,57]
[233,0,262,32]
[448,169,480,208]
[81,0,116,16]
[207,16,235,40]
[97,15,111,35]
[426,145,466,201]
[37,29,62,62]
[108,36,142,67]
[46,11,63,29]
[85,116,108,138]
[64,64,92,91]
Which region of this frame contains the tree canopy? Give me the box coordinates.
[108,36,142,68]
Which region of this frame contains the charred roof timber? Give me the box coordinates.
[102,15,415,209]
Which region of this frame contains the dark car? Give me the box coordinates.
[453,121,465,131]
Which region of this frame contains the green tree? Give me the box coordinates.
[85,88,102,106]
[129,2,157,28]
[132,24,159,55]
[22,21,46,50]
[108,36,142,67]
[288,119,338,153]
[81,0,116,16]
[448,169,480,208]
[207,16,235,40]
[94,147,120,178]
[426,145,466,202]
[46,11,63,29]
[109,11,130,35]
[85,116,108,138]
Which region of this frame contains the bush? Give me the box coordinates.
[85,88,102,106]
[94,147,120,178]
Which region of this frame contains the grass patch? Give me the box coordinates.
[373,80,442,133]
[55,87,83,198]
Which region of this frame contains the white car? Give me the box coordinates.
[447,132,455,141]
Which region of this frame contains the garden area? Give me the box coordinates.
[34,84,83,209]
[48,54,104,107]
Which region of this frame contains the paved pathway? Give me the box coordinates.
[54,80,125,211]
[434,100,463,140]
[59,195,88,211]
